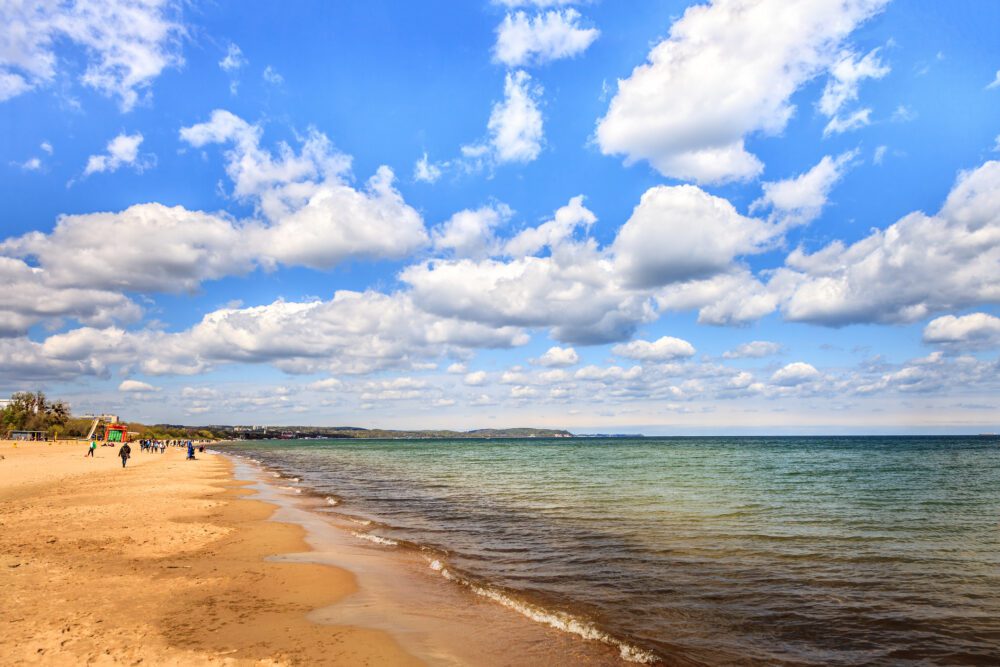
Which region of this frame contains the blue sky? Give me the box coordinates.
[1,0,999,433]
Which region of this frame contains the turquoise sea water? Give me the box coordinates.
[218,436,1000,665]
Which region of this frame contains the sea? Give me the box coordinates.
[216,436,1000,665]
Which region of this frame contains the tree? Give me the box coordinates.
[1,391,70,435]
[45,399,69,428]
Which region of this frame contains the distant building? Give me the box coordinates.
[8,430,48,441]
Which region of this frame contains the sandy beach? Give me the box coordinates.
[0,440,420,665]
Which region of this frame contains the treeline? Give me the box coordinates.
[1,392,218,441]
[1,392,70,437]
[2,391,571,442]
[215,426,575,440]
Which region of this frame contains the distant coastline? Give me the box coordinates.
[201,425,577,440]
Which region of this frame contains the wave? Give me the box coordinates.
[351,531,398,547]
[226,447,658,663]
[424,558,657,663]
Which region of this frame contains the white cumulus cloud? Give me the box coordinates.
[656,270,779,326]
[464,371,489,386]
[504,195,595,257]
[433,204,512,259]
[923,313,1000,350]
[771,362,820,386]
[751,151,857,226]
[73,291,531,378]
[0,0,184,110]
[535,346,579,367]
[774,160,1000,325]
[179,109,428,271]
[1,203,254,293]
[485,70,544,164]
[0,257,141,337]
[119,379,158,392]
[402,243,654,345]
[596,0,888,183]
[613,184,780,288]
[494,9,598,67]
[83,132,151,176]
[612,336,695,361]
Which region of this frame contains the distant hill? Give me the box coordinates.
[52,416,574,441]
[211,426,575,440]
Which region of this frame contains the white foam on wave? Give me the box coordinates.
[348,518,372,526]
[325,497,339,506]
[351,531,398,546]
[277,485,302,494]
[424,558,656,663]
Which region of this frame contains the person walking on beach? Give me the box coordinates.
[118,442,132,468]
[186,440,195,460]
[86,440,96,458]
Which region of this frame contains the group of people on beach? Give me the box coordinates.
[139,439,167,454]
[85,437,205,468]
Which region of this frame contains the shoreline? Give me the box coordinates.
[0,439,625,665]
[223,451,632,665]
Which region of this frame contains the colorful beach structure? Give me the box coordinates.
[85,414,131,444]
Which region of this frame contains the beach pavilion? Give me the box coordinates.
[6,430,49,442]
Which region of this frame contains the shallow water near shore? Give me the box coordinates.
[228,457,623,666]
[219,436,1000,665]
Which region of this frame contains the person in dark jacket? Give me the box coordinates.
[118,442,132,468]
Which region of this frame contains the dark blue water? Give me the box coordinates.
[219,436,1000,665]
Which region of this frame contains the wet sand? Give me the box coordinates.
[0,440,419,665]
